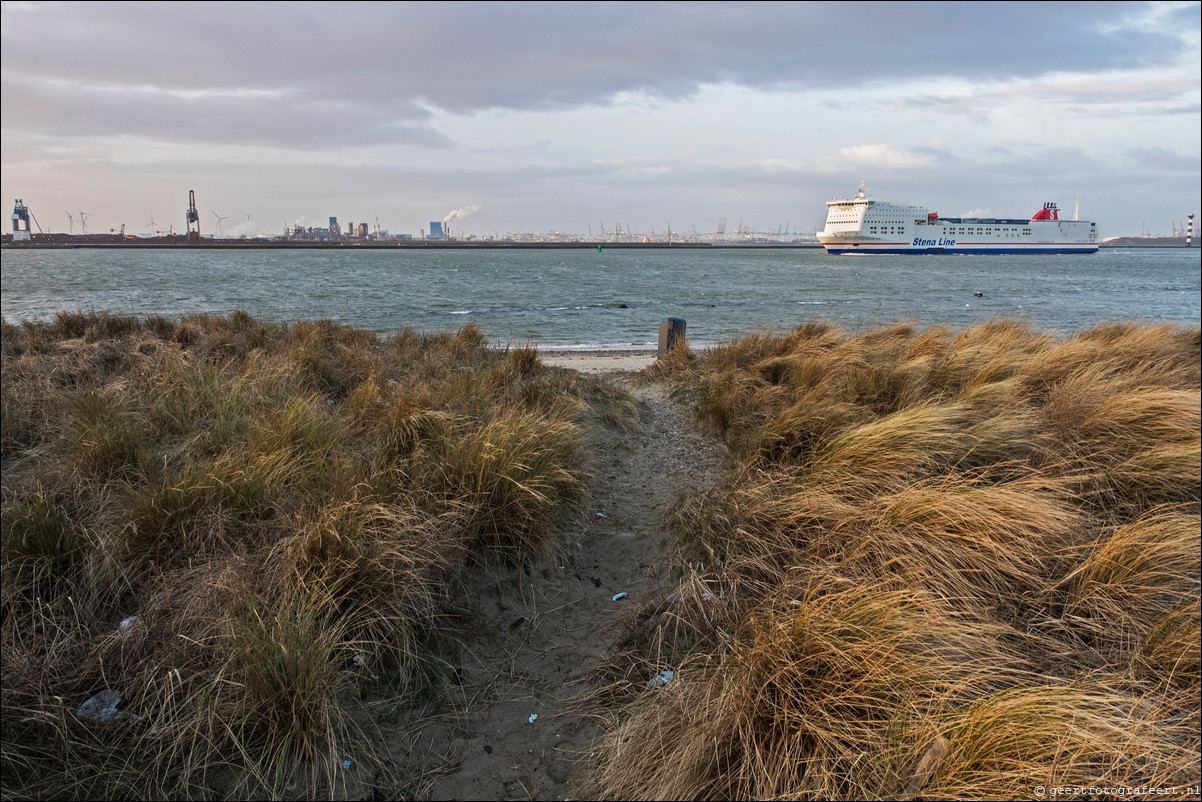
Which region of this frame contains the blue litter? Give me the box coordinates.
[612,592,627,601]
[528,714,538,724]
[650,670,675,687]
[76,689,141,723]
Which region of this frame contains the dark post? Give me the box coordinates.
[658,317,686,358]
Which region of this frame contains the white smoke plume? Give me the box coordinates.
[444,205,481,225]
[221,219,260,239]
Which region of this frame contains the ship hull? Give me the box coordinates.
[819,241,1099,255]
[817,186,1099,256]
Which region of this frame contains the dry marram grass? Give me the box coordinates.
[1,313,602,799]
[591,316,1200,800]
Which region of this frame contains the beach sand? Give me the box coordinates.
[538,349,659,373]
[389,365,725,800]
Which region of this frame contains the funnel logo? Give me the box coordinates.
[1031,203,1059,221]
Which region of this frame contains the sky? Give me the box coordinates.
[2,1,1200,239]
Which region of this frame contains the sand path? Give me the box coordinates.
[381,368,724,800]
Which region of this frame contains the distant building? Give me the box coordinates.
[329,217,341,238]
[12,199,32,242]
[358,222,369,238]
[429,221,444,238]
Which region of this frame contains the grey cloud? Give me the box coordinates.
[980,147,1102,180]
[2,1,1194,151]
[910,145,958,163]
[1124,147,1202,173]
[896,94,994,124]
[1,76,450,150]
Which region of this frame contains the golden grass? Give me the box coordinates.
[593,578,1023,800]
[918,682,1180,800]
[595,316,1200,800]
[6,311,1198,799]
[1062,509,1201,652]
[1,312,603,799]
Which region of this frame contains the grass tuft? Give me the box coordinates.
[0,313,597,799]
[592,316,1201,800]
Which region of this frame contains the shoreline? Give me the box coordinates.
[3,238,1196,251]
[538,348,659,373]
[1,239,822,250]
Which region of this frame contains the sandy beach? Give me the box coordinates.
[538,349,659,373]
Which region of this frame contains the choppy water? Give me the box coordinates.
[2,246,1198,348]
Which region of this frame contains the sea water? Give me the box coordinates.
[2,247,1198,348]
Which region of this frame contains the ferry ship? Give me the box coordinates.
[817,183,1099,254]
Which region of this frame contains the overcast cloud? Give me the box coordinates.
[2,1,1199,237]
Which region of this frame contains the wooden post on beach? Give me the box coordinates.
[658,318,686,358]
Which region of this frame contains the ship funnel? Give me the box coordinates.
[1032,203,1059,222]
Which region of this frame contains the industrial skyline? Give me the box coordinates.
[2,2,1199,239]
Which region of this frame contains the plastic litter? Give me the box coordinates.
[118,615,138,629]
[596,512,609,518]
[352,653,379,679]
[649,670,675,688]
[341,759,353,769]
[76,689,142,723]
[612,592,627,601]
[528,714,538,724]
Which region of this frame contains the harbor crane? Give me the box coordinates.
[185,190,201,242]
[11,199,35,241]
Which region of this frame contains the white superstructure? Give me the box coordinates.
[817,183,1098,254]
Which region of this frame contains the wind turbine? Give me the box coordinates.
[146,215,159,236]
[212,210,230,237]
[66,212,75,235]
[78,210,89,235]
